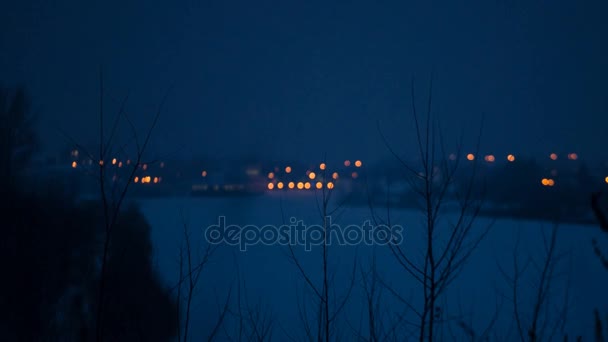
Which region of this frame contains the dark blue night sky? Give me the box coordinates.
[2,0,607,163]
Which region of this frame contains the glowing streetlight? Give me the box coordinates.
[304,182,311,189]
[327,182,334,189]
[344,160,351,167]
[332,172,339,180]
[277,182,284,189]
[507,154,515,162]
[466,154,475,161]
[267,182,274,190]
[315,181,323,189]
[354,160,362,167]
[268,172,275,179]
[297,182,304,189]
[308,172,316,180]
[319,163,326,170]
[550,153,558,160]
[71,161,77,168]
[288,181,295,189]
[285,166,292,173]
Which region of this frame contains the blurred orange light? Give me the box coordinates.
[112,158,117,165]
[332,172,339,180]
[466,154,474,161]
[277,182,284,189]
[550,153,558,160]
[605,176,608,184]
[71,161,77,168]
[153,177,159,184]
[288,181,295,189]
[351,172,358,179]
[315,181,323,189]
[142,164,148,171]
[507,154,515,162]
[267,182,274,190]
[202,170,207,177]
[354,160,362,167]
[485,155,495,162]
[99,160,104,166]
[541,178,548,186]
[308,172,316,180]
[285,166,292,173]
[297,182,304,189]
[118,161,123,168]
[134,176,139,183]
[547,179,555,186]
[320,163,326,170]
[304,182,311,189]
[268,172,275,179]
[327,182,334,189]
[344,160,351,167]
[568,153,578,160]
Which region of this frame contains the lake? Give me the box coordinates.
[139,194,608,341]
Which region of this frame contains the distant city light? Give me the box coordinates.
[484,155,495,162]
[319,163,326,170]
[153,177,159,184]
[126,159,131,165]
[308,172,316,180]
[466,154,474,161]
[202,170,207,177]
[288,181,295,189]
[285,166,292,173]
[134,176,139,183]
[332,172,339,180]
[507,154,515,162]
[268,172,275,179]
[277,182,284,189]
[71,161,77,168]
[304,182,311,189]
[541,178,555,187]
[315,181,323,189]
[568,153,578,160]
[352,172,358,179]
[142,164,148,171]
[297,182,304,189]
[344,160,351,167]
[99,160,104,166]
[118,161,123,168]
[605,176,608,184]
[112,158,117,165]
[354,160,362,167]
[267,182,274,190]
[550,153,558,160]
[327,182,334,189]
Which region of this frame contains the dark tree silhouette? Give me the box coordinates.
[0,86,38,189]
